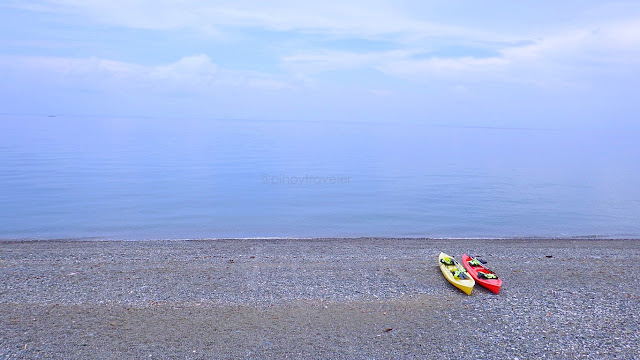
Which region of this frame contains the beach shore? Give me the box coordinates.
[1,238,639,359]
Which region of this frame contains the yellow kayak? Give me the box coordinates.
[439,252,475,295]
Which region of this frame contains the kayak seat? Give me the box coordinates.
[467,259,484,267]
[451,270,468,279]
[440,258,455,265]
[478,272,498,279]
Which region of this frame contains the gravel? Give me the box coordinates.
[1,238,639,359]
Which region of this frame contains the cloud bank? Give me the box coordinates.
[1,1,639,123]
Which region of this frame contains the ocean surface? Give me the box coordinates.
[1,114,639,240]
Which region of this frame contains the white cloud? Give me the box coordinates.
[283,50,412,73]
[281,17,640,86]
[4,1,640,90]
[150,55,218,86]
[500,21,640,64]
[11,0,509,43]
[377,56,508,77]
[0,54,294,91]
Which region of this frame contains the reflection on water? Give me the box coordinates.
[1,115,639,239]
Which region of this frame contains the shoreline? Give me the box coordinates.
[2,235,640,243]
[2,238,639,359]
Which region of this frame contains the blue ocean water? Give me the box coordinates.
[1,114,639,240]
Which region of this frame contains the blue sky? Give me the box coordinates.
[1,1,640,127]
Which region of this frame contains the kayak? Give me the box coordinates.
[438,252,475,295]
[461,254,502,294]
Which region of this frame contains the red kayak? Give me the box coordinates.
[461,254,502,294]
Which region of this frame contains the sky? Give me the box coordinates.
[1,1,640,127]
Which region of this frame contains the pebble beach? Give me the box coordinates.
[1,238,639,359]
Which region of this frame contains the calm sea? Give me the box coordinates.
[1,115,639,240]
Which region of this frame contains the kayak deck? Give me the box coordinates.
[461,254,502,294]
[438,252,475,295]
